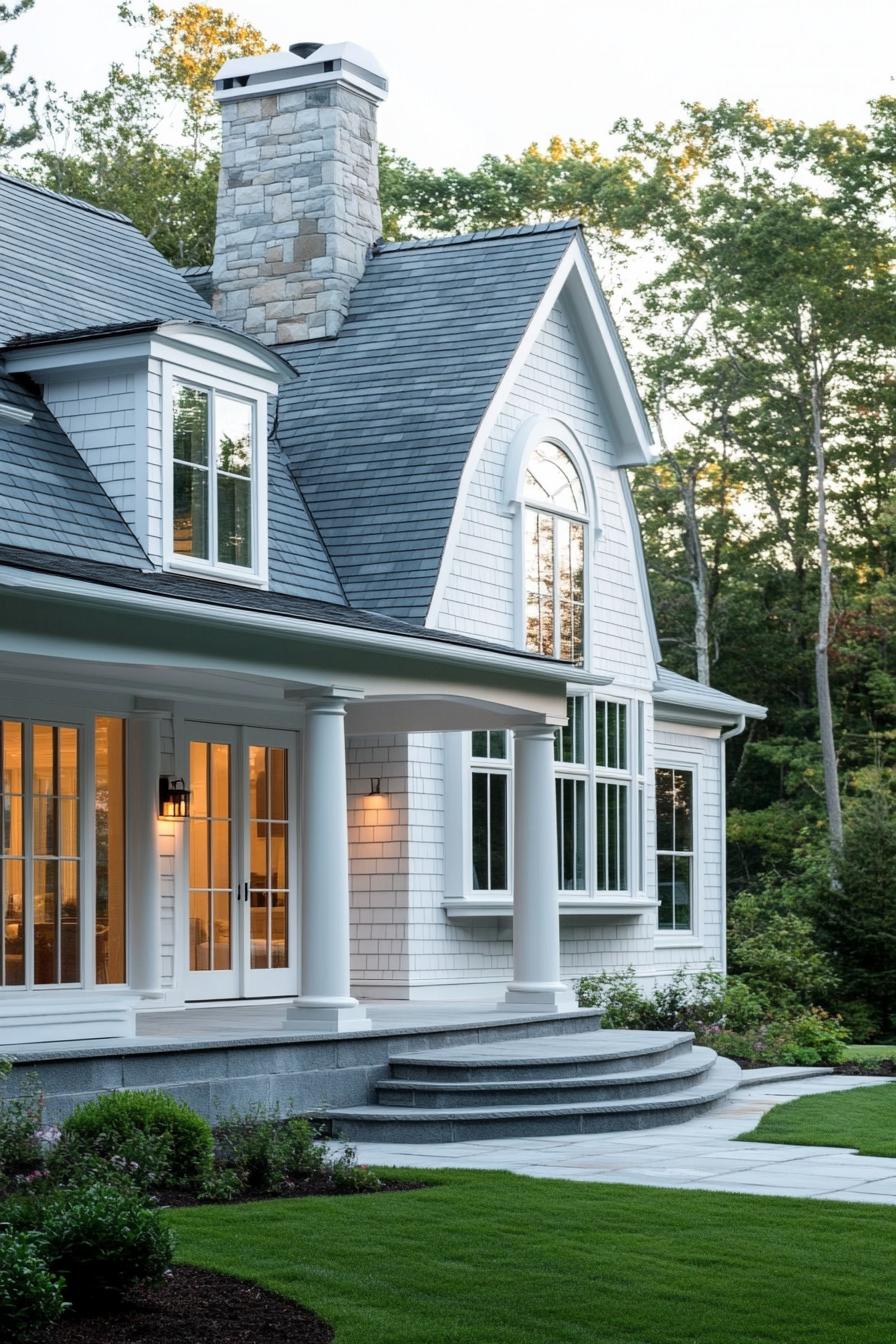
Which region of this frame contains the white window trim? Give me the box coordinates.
[448,693,651,910]
[653,752,704,946]
[161,360,269,588]
[502,416,600,667]
[0,696,135,995]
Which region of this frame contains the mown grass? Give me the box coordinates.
[740,1080,896,1158]
[171,1167,896,1344]
[844,1043,896,1063]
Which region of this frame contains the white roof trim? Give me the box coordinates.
[426,236,654,627]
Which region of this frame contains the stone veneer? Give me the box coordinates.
[212,81,381,344]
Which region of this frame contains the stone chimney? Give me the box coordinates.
[212,42,387,344]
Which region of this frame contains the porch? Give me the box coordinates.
[2,1000,602,1123]
[0,556,608,1049]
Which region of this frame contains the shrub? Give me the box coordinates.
[327,1145,381,1193]
[0,1230,66,1342]
[59,1090,213,1191]
[0,1075,43,1190]
[215,1106,325,1194]
[35,1181,173,1303]
[576,967,766,1035]
[197,1168,243,1203]
[764,1009,849,1066]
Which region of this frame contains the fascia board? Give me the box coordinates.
[0,564,614,691]
[653,696,766,727]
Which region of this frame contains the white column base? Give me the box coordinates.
[503,983,579,1012]
[285,998,372,1032]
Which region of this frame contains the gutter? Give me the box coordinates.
[0,564,613,690]
[719,714,747,975]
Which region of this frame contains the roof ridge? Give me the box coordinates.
[374,219,582,254]
[0,170,135,227]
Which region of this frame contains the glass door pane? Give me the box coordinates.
[32,724,80,985]
[248,745,289,971]
[188,739,233,976]
[1,721,25,986]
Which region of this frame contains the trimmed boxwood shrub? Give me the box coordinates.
[35,1181,174,1304]
[0,1229,66,1341]
[59,1089,213,1190]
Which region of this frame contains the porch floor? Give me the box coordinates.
[7,999,596,1060]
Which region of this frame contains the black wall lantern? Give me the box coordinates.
[159,776,191,819]
[368,777,383,797]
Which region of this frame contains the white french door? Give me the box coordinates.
[184,724,298,1000]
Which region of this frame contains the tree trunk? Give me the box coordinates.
[681,469,712,685]
[811,373,843,851]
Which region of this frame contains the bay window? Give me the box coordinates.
[656,766,694,931]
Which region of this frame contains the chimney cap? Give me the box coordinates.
[215,41,388,102]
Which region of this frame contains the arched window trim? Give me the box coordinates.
[504,417,599,665]
[504,416,602,538]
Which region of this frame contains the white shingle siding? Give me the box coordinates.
[363,296,726,995]
[43,374,139,526]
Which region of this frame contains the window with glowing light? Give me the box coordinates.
[524,442,586,663]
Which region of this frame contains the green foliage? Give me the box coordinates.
[33,1181,173,1304]
[0,0,38,156]
[577,966,766,1034]
[0,1075,43,1189]
[215,1106,326,1194]
[0,1230,65,1342]
[811,788,896,1035]
[60,1089,213,1191]
[728,882,837,1011]
[328,1146,382,1193]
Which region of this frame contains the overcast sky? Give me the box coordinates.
[11,0,896,168]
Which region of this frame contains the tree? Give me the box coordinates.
[0,0,37,155]
[19,2,271,265]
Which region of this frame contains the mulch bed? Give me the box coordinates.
[158,1175,425,1207]
[729,1056,896,1076]
[42,1264,333,1344]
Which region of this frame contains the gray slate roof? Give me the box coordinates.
[276,222,579,622]
[0,374,149,566]
[0,542,571,664]
[0,174,212,346]
[653,666,766,721]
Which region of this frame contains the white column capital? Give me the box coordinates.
[513,723,558,743]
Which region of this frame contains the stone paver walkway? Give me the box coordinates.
[348,1073,896,1204]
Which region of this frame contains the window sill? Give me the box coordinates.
[164,560,267,589]
[442,897,657,921]
[654,934,704,948]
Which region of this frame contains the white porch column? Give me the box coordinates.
[287,696,371,1031]
[504,725,577,1012]
[127,710,165,999]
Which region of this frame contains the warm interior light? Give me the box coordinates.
[159,775,191,819]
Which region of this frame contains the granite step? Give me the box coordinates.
[377,1045,719,1108]
[389,1029,695,1084]
[316,1054,743,1143]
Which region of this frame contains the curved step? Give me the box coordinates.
[390,1030,695,1083]
[377,1046,719,1108]
[318,1057,742,1143]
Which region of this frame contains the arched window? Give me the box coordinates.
[524,442,586,662]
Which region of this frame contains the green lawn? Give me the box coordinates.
[740,1080,896,1158]
[844,1043,896,1063]
[171,1168,896,1344]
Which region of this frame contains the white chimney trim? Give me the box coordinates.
[215,41,387,105]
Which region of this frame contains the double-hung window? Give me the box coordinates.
[171,380,258,578]
[656,767,694,931]
[554,697,586,890]
[470,731,509,891]
[595,700,629,893]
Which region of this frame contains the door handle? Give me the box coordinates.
[242,881,249,903]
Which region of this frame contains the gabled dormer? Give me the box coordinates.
[3,320,294,586]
